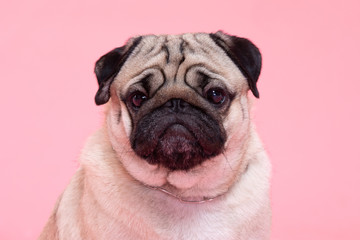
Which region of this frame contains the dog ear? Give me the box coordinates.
[209,31,262,98]
[94,37,142,105]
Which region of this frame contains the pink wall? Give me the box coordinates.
[1,0,359,239]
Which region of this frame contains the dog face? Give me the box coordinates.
[94,31,262,201]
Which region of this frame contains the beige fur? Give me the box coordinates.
[39,32,271,240]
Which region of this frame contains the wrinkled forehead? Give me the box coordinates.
[114,33,247,92]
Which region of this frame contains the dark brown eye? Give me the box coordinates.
[206,88,226,105]
[130,91,147,108]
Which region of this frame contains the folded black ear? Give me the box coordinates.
[209,31,262,98]
[94,37,142,105]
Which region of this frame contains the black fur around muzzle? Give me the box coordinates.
[131,98,226,171]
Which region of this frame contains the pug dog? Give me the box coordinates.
[39,31,271,240]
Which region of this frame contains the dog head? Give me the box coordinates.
[94,31,262,201]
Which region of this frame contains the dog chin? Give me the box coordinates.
[123,158,228,201]
[114,142,231,201]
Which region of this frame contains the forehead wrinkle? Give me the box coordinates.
[151,84,205,107]
[122,35,180,83]
[182,34,247,92]
[117,33,246,97]
[140,35,166,56]
[129,34,216,85]
[160,36,186,83]
[165,36,184,61]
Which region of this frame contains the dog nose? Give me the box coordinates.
[164,98,189,112]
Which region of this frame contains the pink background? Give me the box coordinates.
[1,0,360,239]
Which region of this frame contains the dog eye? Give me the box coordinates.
[206,88,226,105]
[130,91,148,108]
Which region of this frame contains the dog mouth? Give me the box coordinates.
[131,104,226,171]
[146,123,206,170]
[157,124,198,156]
